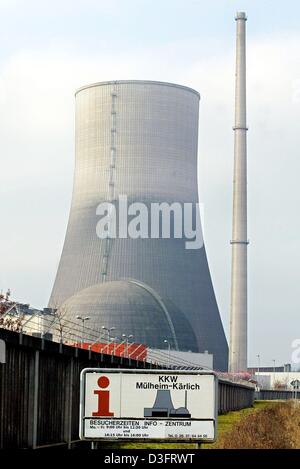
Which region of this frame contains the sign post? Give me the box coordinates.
[291,379,300,400]
[80,368,218,444]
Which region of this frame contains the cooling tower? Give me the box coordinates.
[49,80,228,370]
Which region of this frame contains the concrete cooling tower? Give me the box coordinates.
[49,80,228,370]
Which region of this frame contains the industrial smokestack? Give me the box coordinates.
[229,11,249,372]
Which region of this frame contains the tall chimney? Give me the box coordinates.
[229,11,248,372]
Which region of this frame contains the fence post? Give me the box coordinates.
[27,350,39,449]
[64,356,74,448]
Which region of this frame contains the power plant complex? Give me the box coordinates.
[48,12,248,372]
[5,7,294,452]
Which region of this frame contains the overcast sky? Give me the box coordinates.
[0,0,299,368]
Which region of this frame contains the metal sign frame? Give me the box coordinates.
[80,368,218,443]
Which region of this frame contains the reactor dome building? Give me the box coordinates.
[60,279,198,352]
[49,80,228,370]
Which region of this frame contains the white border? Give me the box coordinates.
[79,368,218,443]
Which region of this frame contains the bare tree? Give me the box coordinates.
[0,290,25,332]
[273,379,288,390]
[45,301,70,344]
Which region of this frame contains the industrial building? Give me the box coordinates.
[255,371,300,391]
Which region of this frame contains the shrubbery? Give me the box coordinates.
[216,401,300,449]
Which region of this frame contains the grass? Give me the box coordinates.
[202,400,273,449]
[214,400,300,449]
[99,401,274,450]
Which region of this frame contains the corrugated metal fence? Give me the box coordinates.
[0,329,254,449]
[218,379,254,414]
[255,389,296,400]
